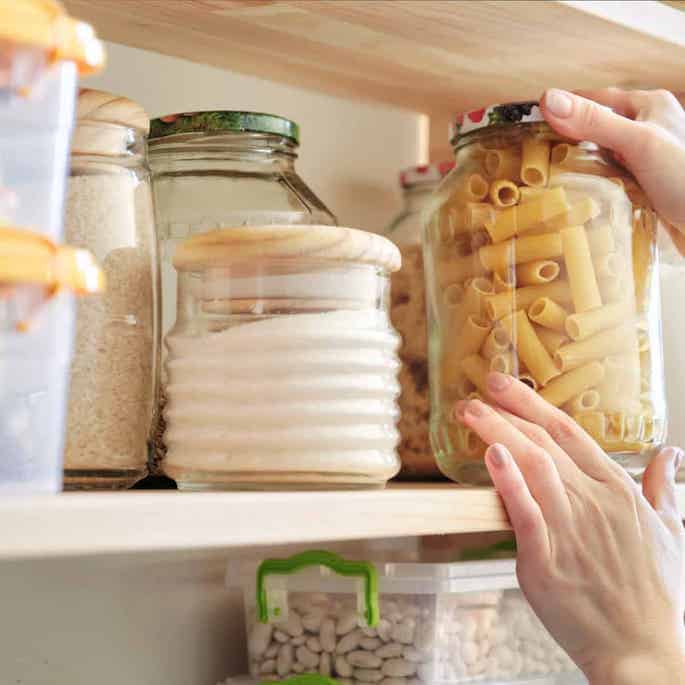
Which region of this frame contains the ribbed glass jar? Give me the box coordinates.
[163,225,401,490]
[424,101,666,484]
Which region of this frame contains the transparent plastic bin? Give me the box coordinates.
[231,552,586,685]
[0,289,75,493]
[0,55,77,240]
[0,2,104,238]
[0,230,103,493]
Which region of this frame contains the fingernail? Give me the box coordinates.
[487,372,511,393]
[544,89,573,118]
[453,400,466,421]
[487,444,510,467]
[464,400,485,418]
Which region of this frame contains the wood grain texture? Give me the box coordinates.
[65,0,685,124]
[0,485,510,560]
[172,224,402,272]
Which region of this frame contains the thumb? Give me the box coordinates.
[541,88,641,157]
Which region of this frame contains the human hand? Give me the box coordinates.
[541,87,685,248]
[455,373,685,685]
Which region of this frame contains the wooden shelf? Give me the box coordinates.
[0,484,507,560]
[65,0,685,158]
[1,483,684,561]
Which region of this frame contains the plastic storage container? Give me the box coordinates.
[163,224,401,490]
[425,102,666,485]
[0,0,105,241]
[63,90,158,490]
[233,551,584,684]
[0,1,104,493]
[148,111,337,470]
[0,229,103,493]
[385,163,453,479]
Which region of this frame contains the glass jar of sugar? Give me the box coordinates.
[163,224,401,490]
[63,90,159,490]
[148,111,336,473]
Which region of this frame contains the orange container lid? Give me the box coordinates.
[0,226,105,294]
[0,0,105,75]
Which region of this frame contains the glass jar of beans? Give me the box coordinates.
[425,101,666,484]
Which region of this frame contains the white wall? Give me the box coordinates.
[84,43,425,234]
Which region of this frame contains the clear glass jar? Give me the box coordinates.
[425,102,666,484]
[163,225,400,490]
[62,90,159,490]
[149,111,337,473]
[385,164,452,479]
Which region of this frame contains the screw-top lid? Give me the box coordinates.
[172,225,401,274]
[149,111,300,144]
[76,89,150,134]
[0,0,105,75]
[399,162,454,188]
[450,101,543,145]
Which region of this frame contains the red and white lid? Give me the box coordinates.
[451,101,543,143]
[399,162,454,188]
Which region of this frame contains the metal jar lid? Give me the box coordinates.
[149,111,300,144]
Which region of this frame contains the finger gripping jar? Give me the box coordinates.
[425,102,666,484]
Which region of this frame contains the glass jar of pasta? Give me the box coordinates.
[385,163,453,479]
[425,101,666,484]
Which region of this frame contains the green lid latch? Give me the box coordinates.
[256,550,379,628]
[261,676,340,685]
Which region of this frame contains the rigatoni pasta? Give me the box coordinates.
[425,109,665,485]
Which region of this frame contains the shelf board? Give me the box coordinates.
[0,484,508,560]
[65,0,685,122]
[1,483,684,561]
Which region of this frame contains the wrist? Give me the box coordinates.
[587,641,685,685]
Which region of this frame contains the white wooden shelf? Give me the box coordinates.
[64,0,685,159]
[1,483,684,561]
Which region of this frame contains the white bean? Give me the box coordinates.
[302,610,325,633]
[274,630,289,644]
[375,643,403,659]
[361,637,382,651]
[376,619,393,643]
[306,637,322,653]
[320,618,336,653]
[335,655,353,677]
[382,659,417,678]
[296,645,319,669]
[336,628,363,655]
[355,668,384,683]
[260,660,276,675]
[391,618,415,646]
[319,652,332,677]
[347,650,382,669]
[265,644,279,659]
[292,636,306,646]
[336,610,359,636]
[277,644,293,677]
[293,663,305,674]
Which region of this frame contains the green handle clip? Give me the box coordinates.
[256,550,379,627]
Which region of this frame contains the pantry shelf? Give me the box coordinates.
[64,0,685,158]
[1,483,684,561]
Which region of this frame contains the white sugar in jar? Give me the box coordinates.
[163,225,402,490]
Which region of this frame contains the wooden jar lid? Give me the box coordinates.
[173,225,402,273]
